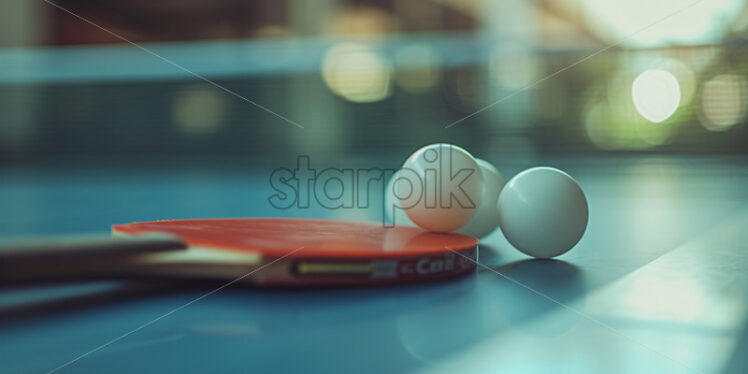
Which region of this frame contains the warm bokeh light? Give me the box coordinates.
[172,85,227,135]
[490,45,540,90]
[632,69,681,123]
[699,74,748,131]
[585,70,684,150]
[660,59,696,106]
[327,6,395,36]
[582,0,745,47]
[321,43,392,103]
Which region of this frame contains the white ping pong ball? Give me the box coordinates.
[497,167,588,258]
[458,159,504,238]
[399,144,484,233]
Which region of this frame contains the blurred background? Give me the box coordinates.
[2,0,747,167]
[5,4,748,374]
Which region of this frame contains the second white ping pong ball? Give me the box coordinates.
[398,144,484,232]
[497,167,588,258]
[457,159,504,238]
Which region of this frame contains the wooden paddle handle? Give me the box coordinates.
[0,233,186,287]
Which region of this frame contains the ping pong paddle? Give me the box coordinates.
[0,218,478,287]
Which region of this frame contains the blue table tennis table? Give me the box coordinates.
[2,155,747,374]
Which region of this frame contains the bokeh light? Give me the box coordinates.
[327,6,395,36]
[582,0,745,47]
[172,85,227,136]
[659,59,696,106]
[490,45,540,90]
[321,43,392,103]
[699,74,748,131]
[632,69,681,123]
[585,70,685,150]
[584,99,620,150]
